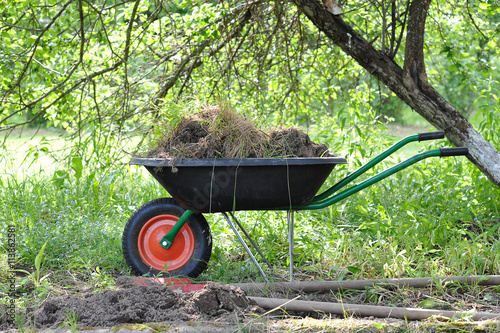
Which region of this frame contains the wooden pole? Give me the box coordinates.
[233,275,500,293]
[249,296,500,321]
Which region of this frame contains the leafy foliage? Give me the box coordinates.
[1,0,499,163]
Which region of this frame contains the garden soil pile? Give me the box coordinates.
[146,105,334,159]
[0,282,259,330]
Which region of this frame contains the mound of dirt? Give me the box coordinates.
[1,282,259,330]
[146,105,333,159]
[268,128,331,159]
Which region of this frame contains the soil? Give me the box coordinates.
[0,281,260,330]
[2,278,500,332]
[146,106,333,159]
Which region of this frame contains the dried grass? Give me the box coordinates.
[146,104,332,159]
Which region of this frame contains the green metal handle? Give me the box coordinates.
[295,149,442,210]
[440,147,468,157]
[312,134,422,202]
[418,131,445,141]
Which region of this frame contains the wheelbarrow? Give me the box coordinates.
[122,132,468,281]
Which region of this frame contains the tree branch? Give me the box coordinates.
[402,0,431,93]
[151,5,255,108]
[3,0,73,97]
[465,0,487,40]
[78,0,85,63]
[390,0,409,59]
[123,0,141,86]
[82,0,122,59]
[0,61,123,128]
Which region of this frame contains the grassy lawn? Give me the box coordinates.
[2,125,499,280]
[1,129,67,178]
[1,124,500,331]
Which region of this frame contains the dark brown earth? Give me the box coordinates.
[146,106,333,159]
[2,278,500,331]
[0,282,260,330]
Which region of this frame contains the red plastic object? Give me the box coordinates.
[137,214,195,271]
[131,277,205,293]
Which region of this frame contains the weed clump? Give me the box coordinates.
[146,104,333,159]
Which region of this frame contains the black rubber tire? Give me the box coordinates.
[122,198,212,277]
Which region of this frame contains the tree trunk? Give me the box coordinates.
[290,0,500,186]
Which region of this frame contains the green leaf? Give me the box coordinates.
[71,156,83,179]
[52,170,68,188]
[357,205,369,215]
[347,266,361,274]
[34,241,48,281]
[340,118,346,131]
[28,35,38,44]
[418,299,441,309]
[211,30,220,39]
[371,323,385,329]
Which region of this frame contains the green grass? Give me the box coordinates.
[3,131,498,279]
[1,125,499,324]
[1,129,68,177]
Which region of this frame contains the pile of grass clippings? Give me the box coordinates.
[146,105,333,159]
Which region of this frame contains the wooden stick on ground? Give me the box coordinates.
[233,275,500,293]
[249,296,500,321]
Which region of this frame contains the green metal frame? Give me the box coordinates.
[311,134,421,203]
[159,209,194,249]
[293,149,440,210]
[160,133,450,248]
[292,134,439,210]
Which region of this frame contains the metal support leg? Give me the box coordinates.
[229,212,272,269]
[222,213,269,282]
[288,210,294,282]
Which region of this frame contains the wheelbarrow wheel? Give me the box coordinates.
[122,198,212,278]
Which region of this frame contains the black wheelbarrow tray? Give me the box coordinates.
[122,132,468,281]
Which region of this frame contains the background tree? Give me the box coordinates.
[290,0,500,185]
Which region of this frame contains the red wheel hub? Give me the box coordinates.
[138,214,195,271]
